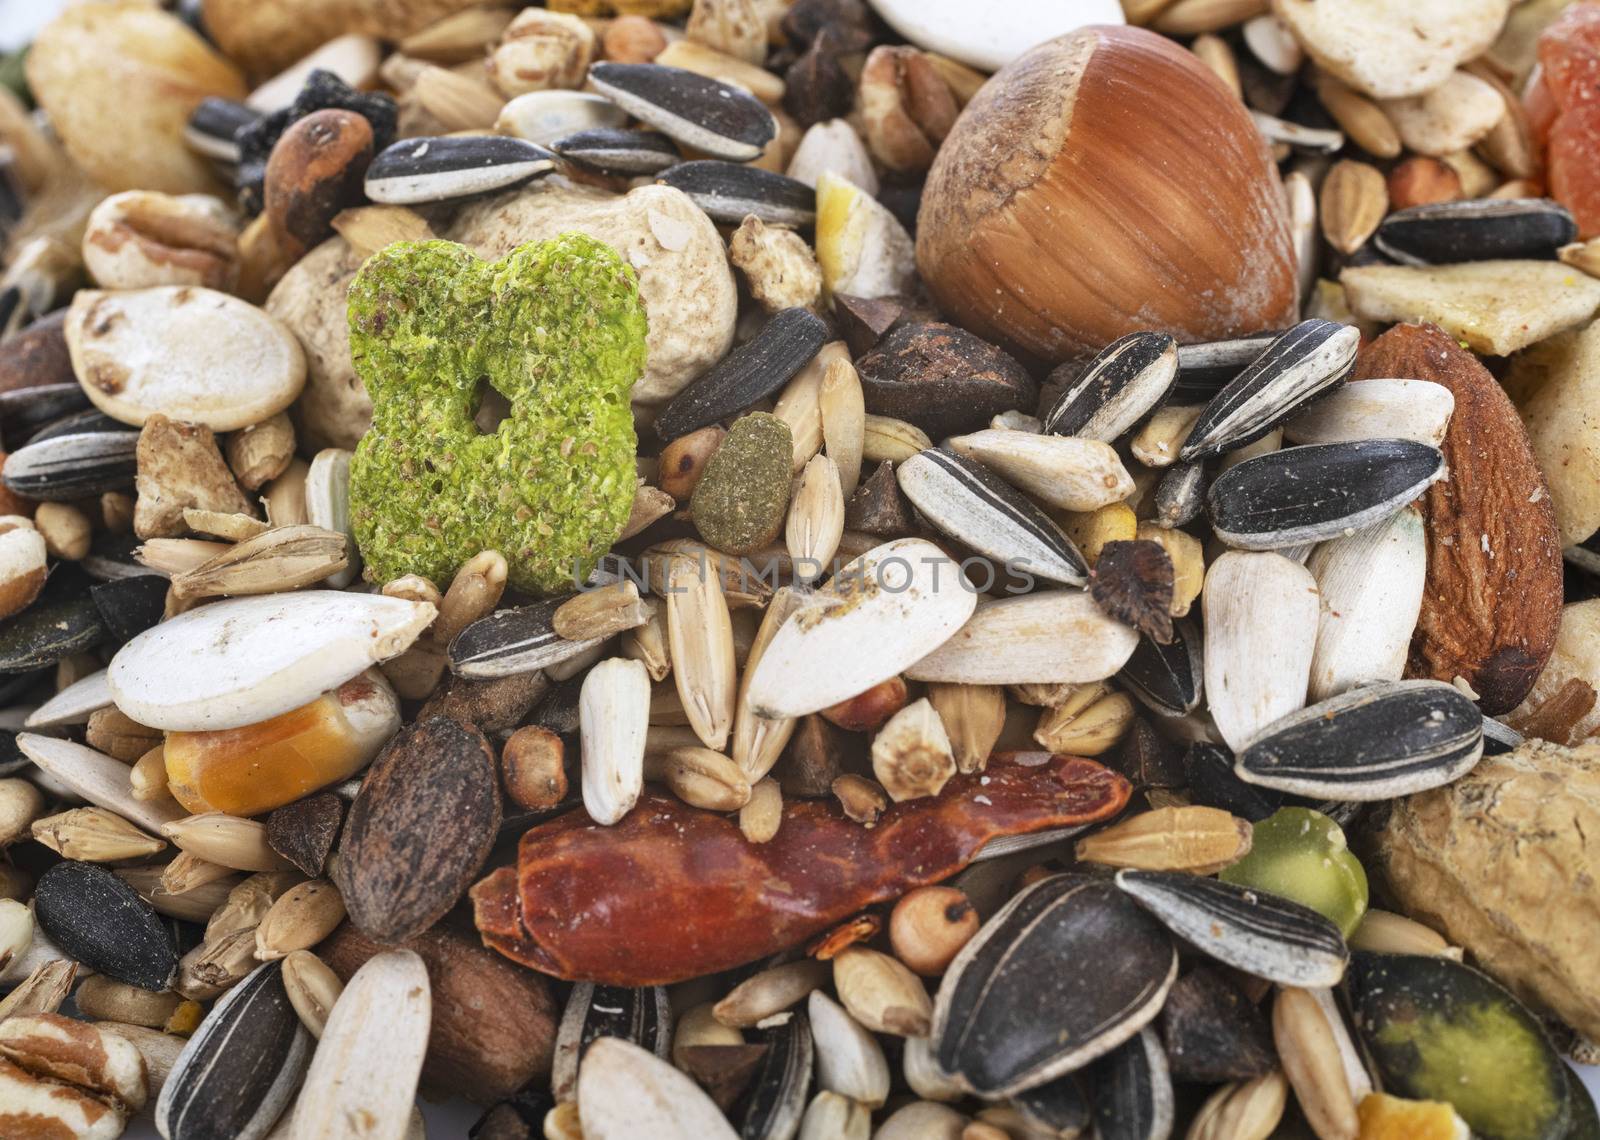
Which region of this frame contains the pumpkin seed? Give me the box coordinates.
[1219,807,1368,938]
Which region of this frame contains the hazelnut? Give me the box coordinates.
[890,886,979,976]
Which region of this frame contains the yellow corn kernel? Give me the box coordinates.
[1060,502,1137,567]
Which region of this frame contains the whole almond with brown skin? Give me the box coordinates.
[321,920,557,1104]
[1351,323,1562,714]
[335,716,501,943]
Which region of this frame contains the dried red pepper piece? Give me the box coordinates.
[470,752,1131,985]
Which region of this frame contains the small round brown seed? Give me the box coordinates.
[821,675,909,733]
[889,885,979,976]
[33,501,91,561]
[501,725,568,811]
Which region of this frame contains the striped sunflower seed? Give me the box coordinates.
[1235,679,1484,801]
[588,61,776,161]
[658,161,817,227]
[739,1014,814,1140]
[2,431,138,499]
[1041,331,1179,442]
[1075,806,1252,875]
[449,597,604,680]
[1153,462,1207,529]
[30,806,165,862]
[553,983,671,1103]
[944,430,1134,513]
[905,591,1139,686]
[1374,197,1578,266]
[1119,619,1204,717]
[580,657,651,826]
[1086,1027,1175,1140]
[1174,333,1281,401]
[1179,320,1360,462]
[551,127,680,175]
[364,135,558,204]
[1114,869,1349,987]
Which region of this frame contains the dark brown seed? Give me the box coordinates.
[844,460,916,536]
[1110,718,1187,790]
[781,0,875,52]
[265,793,344,878]
[775,714,859,797]
[833,294,905,358]
[264,108,374,256]
[1159,966,1277,1083]
[1091,540,1175,644]
[678,1043,770,1112]
[335,716,502,944]
[0,310,74,396]
[857,322,1038,438]
[784,28,853,127]
[419,671,550,735]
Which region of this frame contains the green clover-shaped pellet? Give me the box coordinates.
[347,234,647,595]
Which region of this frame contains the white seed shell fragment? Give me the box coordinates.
[25,668,113,728]
[108,591,436,732]
[1284,377,1454,447]
[577,1036,740,1140]
[1202,552,1319,752]
[808,989,891,1108]
[945,430,1135,512]
[305,448,359,588]
[905,592,1140,686]
[16,734,184,835]
[580,658,650,826]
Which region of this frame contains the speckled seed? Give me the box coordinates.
[33,860,177,990]
[691,414,794,556]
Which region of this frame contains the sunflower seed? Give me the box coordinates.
[450,598,602,681]
[1175,333,1282,401]
[0,383,90,445]
[897,449,1087,587]
[1159,966,1277,1083]
[551,127,680,175]
[906,591,1139,686]
[1203,552,1319,752]
[1115,869,1349,987]
[1181,321,1360,462]
[1209,439,1445,551]
[740,1013,814,1140]
[34,860,177,990]
[17,733,184,834]
[1085,1027,1174,1140]
[1235,679,1483,800]
[89,575,168,646]
[1118,620,1203,718]
[809,989,890,1107]
[23,668,112,728]
[157,960,310,1140]
[658,161,815,226]
[1373,198,1578,266]
[654,308,829,442]
[185,97,261,163]
[1042,332,1179,441]
[944,430,1134,513]
[1183,742,1283,822]
[579,1037,739,1140]
[1482,717,1523,756]
[1283,377,1455,448]
[364,135,556,205]
[1251,110,1343,153]
[588,62,776,161]
[0,591,105,673]
[281,950,342,1039]
[25,408,127,447]
[580,658,650,825]
[553,983,671,1104]
[2,431,139,500]
[932,875,1177,1097]
[1012,1070,1092,1135]
[1153,463,1207,530]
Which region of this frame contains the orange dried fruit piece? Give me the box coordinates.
[1538,3,1600,111]
[1549,100,1600,239]
[164,671,398,816]
[1357,1093,1468,1140]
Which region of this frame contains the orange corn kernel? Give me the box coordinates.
[1358,1093,1469,1140]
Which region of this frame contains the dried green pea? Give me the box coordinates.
[1218,806,1367,937]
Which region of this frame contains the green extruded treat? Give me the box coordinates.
[1219,806,1368,937]
[347,235,648,595]
[690,412,793,555]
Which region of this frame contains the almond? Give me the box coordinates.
[1351,323,1563,714]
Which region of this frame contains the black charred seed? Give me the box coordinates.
[1482,716,1524,756]
[0,287,24,342]
[858,322,1038,439]
[1208,439,1446,550]
[90,574,169,646]
[833,293,904,357]
[365,135,558,205]
[2,430,139,500]
[550,128,680,176]
[1118,620,1203,718]
[1090,540,1174,642]
[0,728,26,776]
[0,594,105,673]
[844,460,917,536]
[897,448,1088,587]
[1183,742,1283,823]
[1114,869,1349,988]
[1158,967,1277,1083]
[155,961,311,1140]
[654,307,828,442]
[738,1013,813,1140]
[25,409,127,447]
[0,381,89,447]
[657,161,816,227]
[184,97,262,164]
[1174,332,1284,400]
[1110,718,1187,790]
[1153,463,1207,530]
[266,792,345,878]
[1086,1028,1174,1140]
[34,860,177,990]
[1042,331,1178,441]
[784,28,855,127]
[1235,679,1484,801]
[1374,198,1578,266]
[931,874,1177,1097]
[588,62,777,163]
[552,983,671,1103]
[1014,1071,1092,1136]
[1181,319,1360,462]
[450,597,601,680]
[234,69,397,216]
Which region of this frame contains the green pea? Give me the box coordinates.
[1219,806,1367,937]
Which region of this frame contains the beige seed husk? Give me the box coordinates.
[1348,909,1460,959]
[255,879,347,961]
[544,1102,583,1140]
[30,807,165,862]
[1075,806,1253,874]
[1131,404,1203,468]
[739,777,783,843]
[645,539,773,609]
[137,538,230,576]
[176,926,260,1001]
[101,493,135,533]
[773,342,848,474]
[0,779,45,845]
[732,585,805,780]
[400,7,516,61]
[643,745,752,812]
[665,551,737,752]
[35,501,90,561]
[281,949,343,1039]
[1033,687,1137,757]
[1188,1071,1289,1140]
[832,946,933,1037]
[169,525,349,600]
[0,959,75,1022]
[117,865,240,924]
[263,458,310,527]
[208,872,302,941]
[834,774,889,826]
[1009,681,1078,708]
[74,975,182,1029]
[414,64,504,129]
[713,959,831,1028]
[435,550,509,645]
[163,813,294,872]
[1123,0,1177,23]
[1319,160,1388,255]
[554,580,650,643]
[159,851,236,896]
[621,482,676,541]
[672,1002,744,1069]
[1313,71,1401,159]
[786,453,845,584]
[926,683,1006,775]
[1152,0,1268,36]
[872,699,956,803]
[226,412,295,492]
[862,415,933,465]
[1190,33,1241,97]
[331,204,437,259]
[129,744,170,804]
[819,357,866,495]
[85,707,162,762]
[622,599,671,682]
[1273,988,1359,1140]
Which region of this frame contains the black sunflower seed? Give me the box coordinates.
[365,135,558,205]
[1014,1071,1091,1136]
[1042,331,1178,441]
[1086,1027,1175,1140]
[1157,966,1277,1083]
[155,960,311,1140]
[1208,439,1446,550]
[0,382,90,448]
[1482,716,1524,756]
[1153,462,1207,529]
[1174,332,1284,401]
[589,62,777,163]
[932,874,1177,1097]
[25,408,126,447]
[1374,198,1578,266]
[1110,718,1187,790]
[1118,619,1203,717]
[90,574,169,646]
[450,597,602,680]
[1183,741,1282,823]
[897,448,1088,587]
[653,307,828,442]
[1235,679,1484,800]
[552,983,671,1103]
[84,532,155,582]
[738,1012,813,1140]
[2,431,139,500]
[1114,869,1348,988]
[0,594,106,673]
[184,97,262,164]
[34,860,178,990]
[657,161,816,227]
[1180,320,1360,462]
[551,127,681,176]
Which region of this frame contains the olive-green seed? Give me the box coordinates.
[690,413,794,556]
[1219,806,1368,937]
